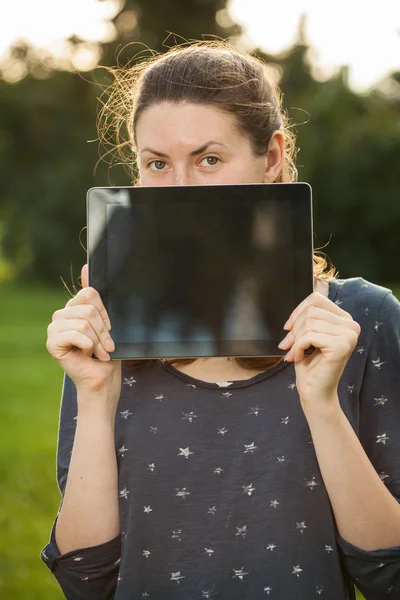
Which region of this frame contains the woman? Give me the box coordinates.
[41,41,400,600]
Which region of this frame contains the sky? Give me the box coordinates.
[1,0,399,92]
[229,0,400,92]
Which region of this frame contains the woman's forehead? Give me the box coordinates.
[136,102,242,149]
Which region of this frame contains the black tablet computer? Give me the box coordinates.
[87,182,314,359]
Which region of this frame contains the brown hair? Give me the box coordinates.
[94,39,338,374]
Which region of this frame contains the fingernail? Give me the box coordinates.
[105,339,115,352]
[283,318,291,329]
[278,335,289,349]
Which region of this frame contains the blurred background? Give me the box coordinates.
[0,0,399,598]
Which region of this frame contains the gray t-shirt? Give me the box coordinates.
[40,277,400,600]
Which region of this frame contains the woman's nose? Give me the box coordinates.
[171,170,193,186]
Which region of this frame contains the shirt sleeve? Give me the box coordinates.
[40,372,121,600]
[336,290,400,600]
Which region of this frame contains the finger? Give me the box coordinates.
[284,291,353,331]
[48,317,113,360]
[52,304,114,354]
[290,306,347,337]
[47,328,110,361]
[289,330,356,363]
[65,286,112,331]
[279,316,344,351]
[81,263,88,289]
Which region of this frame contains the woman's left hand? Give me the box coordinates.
[278,292,361,409]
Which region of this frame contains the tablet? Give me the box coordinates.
[87,183,314,359]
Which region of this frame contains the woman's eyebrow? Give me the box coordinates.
[140,141,228,158]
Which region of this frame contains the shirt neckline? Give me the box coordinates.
[160,278,339,389]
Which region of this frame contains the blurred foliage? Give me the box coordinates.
[0,2,399,290]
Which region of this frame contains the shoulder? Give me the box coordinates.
[333,277,400,353]
[328,277,400,350]
[330,276,397,316]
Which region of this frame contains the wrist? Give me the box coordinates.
[76,390,119,423]
[300,393,342,422]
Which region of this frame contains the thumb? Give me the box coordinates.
[81,263,88,288]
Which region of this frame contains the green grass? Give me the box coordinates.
[1,281,399,599]
[0,282,68,599]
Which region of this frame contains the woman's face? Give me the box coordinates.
[136,102,285,186]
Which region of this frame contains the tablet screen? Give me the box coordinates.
[87,183,313,359]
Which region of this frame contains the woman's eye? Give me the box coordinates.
[149,160,166,170]
[200,156,220,167]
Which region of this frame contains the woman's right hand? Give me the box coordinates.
[46,264,122,403]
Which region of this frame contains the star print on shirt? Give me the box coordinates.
[144,506,153,513]
[288,383,296,390]
[376,433,389,444]
[236,525,248,538]
[208,506,217,515]
[264,586,272,594]
[296,521,307,533]
[213,467,224,475]
[218,427,229,435]
[142,550,151,558]
[176,487,190,499]
[232,567,248,580]
[266,543,276,551]
[305,477,319,491]
[325,545,333,553]
[118,445,128,457]
[292,564,303,577]
[73,555,83,561]
[316,585,323,594]
[119,487,130,500]
[123,377,136,386]
[244,442,258,454]
[374,321,383,331]
[120,410,133,420]
[372,357,386,369]
[147,463,155,472]
[222,391,232,398]
[149,426,158,434]
[170,571,185,583]
[347,384,356,394]
[248,406,260,416]
[182,412,197,422]
[270,500,279,508]
[281,416,290,425]
[171,529,182,541]
[204,548,214,556]
[178,447,194,459]
[155,394,164,400]
[277,456,285,463]
[374,396,388,406]
[242,483,255,496]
